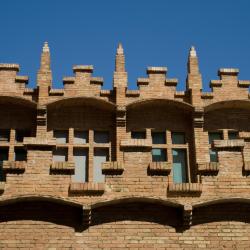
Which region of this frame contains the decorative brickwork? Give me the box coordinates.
[0,42,250,248]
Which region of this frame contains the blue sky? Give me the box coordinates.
[0,0,249,91]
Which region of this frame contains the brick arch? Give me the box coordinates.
[192,198,250,225]
[126,98,194,112]
[0,195,83,229]
[47,96,116,112]
[204,99,250,113]
[89,197,184,228]
[0,95,37,109]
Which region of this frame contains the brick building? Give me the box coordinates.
[0,42,250,249]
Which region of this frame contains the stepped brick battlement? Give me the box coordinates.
[0,42,250,249]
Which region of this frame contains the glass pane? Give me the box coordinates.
[0,130,10,142]
[94,131,109,143]
[172,132,185,144]
[131,131,146,139]
[74,131,88,144]
[73,149,88,182]
[52,148,67,162]
[93,148,109,183]
[54,131,68,144]
[152,148,166,162]
[0,148,8,161]
[210,149,218,162]
[14,149,27,161]
[152,132,166,144]
[15,130,31,142]
[208,132,223,144]
[172,149,187,183]
[228,131,238,140]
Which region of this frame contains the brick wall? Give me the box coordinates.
[0,43,250,248]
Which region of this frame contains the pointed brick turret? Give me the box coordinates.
[115,43,125,72]
[37,41,52,104]
[186,46,203,105]
[113,43,127,163]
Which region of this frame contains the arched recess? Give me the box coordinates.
[0,195,83,229]
[192,198,250,225]
[89,196,184,228]
[204,100,250,131]
[0,95,37,132]
[47,96,116,132]
[126,98,196,182]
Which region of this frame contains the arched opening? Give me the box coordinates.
[192,198,250,225]
[47,97,116,183]
[126,99,195,184]
[90,197,183,228]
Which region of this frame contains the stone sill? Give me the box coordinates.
[69,182,105,195]
[120,139,151,148]
[243,161,250,172]
[23,137,56,147]
[197,162,219,173]
[168,183,202,194]
[102,161,124,175]
[0,182,5,191]
[213,139,245,149]
[50,162,74,174]
[148,162,171,175]
[3,161,26,172]
[239,132,250,139]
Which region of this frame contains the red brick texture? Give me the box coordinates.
[0,43,250,248]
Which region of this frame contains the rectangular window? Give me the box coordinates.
[131,131,146,139]
[54,130,68,144]
[0,130,10,142]
[209,149,218,162]
[73,148,88,182]
[52,148,68,162]
[74,131,88,144]
[94,131,110,143]
[0,148,8,161]
[208,132,223,144]
[228,131,238,140]
[152,148,167,162]
[172,149,187,183]
[14,148,27,161]
[15,130,31,142]
[93,148,109,183]
[152,132,166,144]
[172,132,185,144]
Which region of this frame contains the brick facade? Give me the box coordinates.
[0,42,250,249]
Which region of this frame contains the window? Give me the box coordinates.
[172,132,185,144]
[52,148,68,162]
[14,148,27,161]
[74,131,88,144]
[93,148,109,182]
[73,148,88,182]
[0,130,10,142]
[15,130,31,142]
[152,148,167,162]
[131,131,146,139]
[208,132,223,144]
[0,148,8,162]
[152,132,166,144]
[208,132,222,163]
[172,149,187,183]
[94,131,109,143]
[54,130,68,144]
[228,131,238,140]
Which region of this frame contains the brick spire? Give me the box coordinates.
[37,41,52,104]
[39,41,51,72]
[115,43,125,72]
[186,46,203,105]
